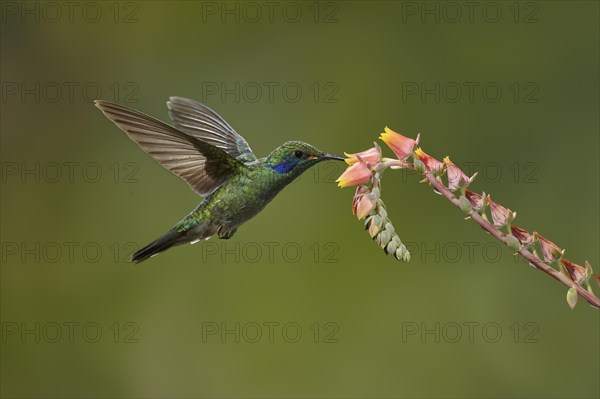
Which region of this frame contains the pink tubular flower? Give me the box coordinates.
[561,259,586,285]
[414,148,443,172]
[465,190,484,209]
[344,146,381,166]
[351,186,368,215]
[444,157,476,191]
[534,232,563,262]
[510,225,533,246]
[336,161,372,188]
[379,127,419,161]
[488,198,514,226]
[355,194,377,220]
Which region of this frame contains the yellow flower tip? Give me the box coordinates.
[336,178,348,188]
[343,152,354,165]
[443,156,451,164]
[380,132,391,145]
[414,147,424,157]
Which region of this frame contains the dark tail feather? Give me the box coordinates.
[131,230,183,263]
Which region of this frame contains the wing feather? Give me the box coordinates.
[167,97,257,163]
[95,100,241,196]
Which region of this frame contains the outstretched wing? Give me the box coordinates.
[167,97,257,163]
[95,100,242,196]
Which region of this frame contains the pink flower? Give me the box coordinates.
[444,157,476,191]
[465,190,484,209]
[355,194,377,220]
[561,259,586,285]
[489,198,514,226]
[534,232,563,262]
[344,147,381,166]
[351,186,368,215]
[414,148,443,172]
[336,161,372,188]
[379,127,418,161]
[510,225,533,246]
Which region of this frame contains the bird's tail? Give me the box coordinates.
[131,229,184,263]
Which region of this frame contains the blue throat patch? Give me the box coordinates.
[270,158,299,174]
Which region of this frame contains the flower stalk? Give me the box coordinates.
[342,144,411,262]
[339,127,600,310]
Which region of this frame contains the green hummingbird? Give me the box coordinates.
[95,97,344,263]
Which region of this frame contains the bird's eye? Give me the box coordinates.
[293,150,304,158]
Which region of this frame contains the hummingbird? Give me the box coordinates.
[95,97,344,263]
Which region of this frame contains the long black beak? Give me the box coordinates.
[320,153,345,161]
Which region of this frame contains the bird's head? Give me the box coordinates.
[265,141,344,176]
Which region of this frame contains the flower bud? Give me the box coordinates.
[413,159,426,174]
[585,261,593,278]
[566,287,578,310]
[386,241,398,255]
[402,251,411,262]
[351,186,368,215]
[371,187,381,198]
[378,230,391,248]
[385,222,395,234]
[368,219,379,238]
[356,194,377,220]
[506,235,521,252]
[459,196,473,214]
[373,215,383,229]
[378,206,388,220]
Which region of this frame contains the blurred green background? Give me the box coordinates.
[1,1,598,398]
